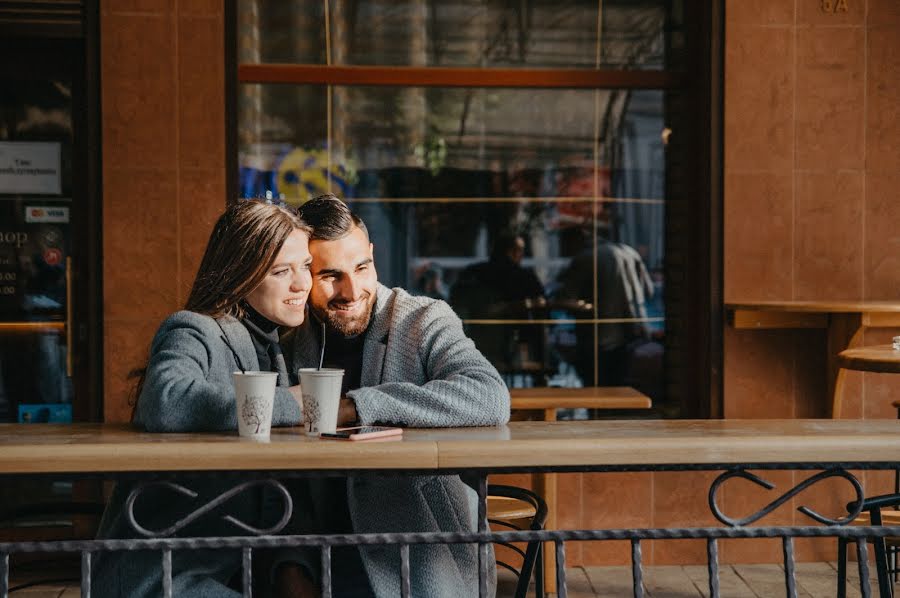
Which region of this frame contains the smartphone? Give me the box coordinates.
[320,426,403,441]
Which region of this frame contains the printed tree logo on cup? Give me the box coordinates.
[303,393,320,433]
[241,394,269,434]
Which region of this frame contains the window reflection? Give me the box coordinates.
[239,0,682,70]
[238,81,668,399]
[237,22,675,406]
[236,85,662,205]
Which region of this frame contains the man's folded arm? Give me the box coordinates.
[349,301,510,427]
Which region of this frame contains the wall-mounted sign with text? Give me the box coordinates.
[0,142,62,195]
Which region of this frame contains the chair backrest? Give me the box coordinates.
[488,484,548,598]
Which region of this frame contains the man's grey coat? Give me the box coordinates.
[282,284,511,597]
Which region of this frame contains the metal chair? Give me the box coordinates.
[833,392,900,597]
[488,484,548,598]
[839,494,900,598]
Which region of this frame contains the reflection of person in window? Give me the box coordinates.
[413,263,448,301]
[556,236,654,387]
[450,231,546,383]
[451,231,544,318]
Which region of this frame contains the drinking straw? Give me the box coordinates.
[220,335,246,373]
[318,321,325,370]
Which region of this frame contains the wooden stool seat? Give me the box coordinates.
[487,485,548,598]
[853,509,900,526]
[488,495,538,521]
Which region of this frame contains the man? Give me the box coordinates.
[279,194,510,597]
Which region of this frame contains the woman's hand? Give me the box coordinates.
[337,397,358,426]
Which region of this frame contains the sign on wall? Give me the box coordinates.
[0,142,62,195]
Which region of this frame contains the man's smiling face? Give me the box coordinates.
[308,225,378,337]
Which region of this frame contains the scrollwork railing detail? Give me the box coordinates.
[708,468,864,527]
[125,479,293,537]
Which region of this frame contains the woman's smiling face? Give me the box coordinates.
[244,229,313,326]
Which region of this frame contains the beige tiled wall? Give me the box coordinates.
[101,0,224,423]
[723,0,900,419]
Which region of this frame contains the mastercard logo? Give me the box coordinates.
[43,248,62,266]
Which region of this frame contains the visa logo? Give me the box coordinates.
[25,205,69,223]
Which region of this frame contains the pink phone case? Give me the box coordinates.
[321,426,403,441]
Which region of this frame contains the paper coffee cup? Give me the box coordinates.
[299,368,344,436]
[233,371,278,440]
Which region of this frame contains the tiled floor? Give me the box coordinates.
[4,580,79,598]
[496,562,868,597]
[8,562,874,597]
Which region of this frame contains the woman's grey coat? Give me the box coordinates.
[281,284,511,598]
[92,311,301,598]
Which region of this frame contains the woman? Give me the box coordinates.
[93,200,313,598]
[132,199,311,431]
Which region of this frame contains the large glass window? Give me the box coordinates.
[234,0,712,417]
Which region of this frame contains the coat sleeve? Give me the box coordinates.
[349,301,510,427]
[135,314,300,433]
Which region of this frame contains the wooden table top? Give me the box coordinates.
[509,386,651,410]
[726,301,900,313]
[2,420,900,474]
[0,423,439,474]
[838,344,900,374]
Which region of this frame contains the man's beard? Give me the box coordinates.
[312,293,375,338]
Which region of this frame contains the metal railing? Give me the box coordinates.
[2,464,897,598]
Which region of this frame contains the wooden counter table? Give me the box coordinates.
[3,419,900,473]
[726,301,900,416]
[509,386,652,420]
[0,423,441,474]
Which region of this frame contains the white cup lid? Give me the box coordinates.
[233,371,279,377]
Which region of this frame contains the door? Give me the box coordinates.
[0,34,102,539]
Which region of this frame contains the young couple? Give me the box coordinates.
[93,195,510,597]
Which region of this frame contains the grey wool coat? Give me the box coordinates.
[281,284,511,598]
[91,311,302,598]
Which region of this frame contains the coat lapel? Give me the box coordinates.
[216,316,260,373]
[360,285,394,387]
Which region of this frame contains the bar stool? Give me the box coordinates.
[488,485,548,598]
[835,344,900,598]
[839,496,900,598]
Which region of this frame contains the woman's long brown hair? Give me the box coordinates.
[131,200,310,415]
[185,200,309,318]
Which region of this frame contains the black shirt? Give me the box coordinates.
[241,304,289,387]
[321,326,365,396]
